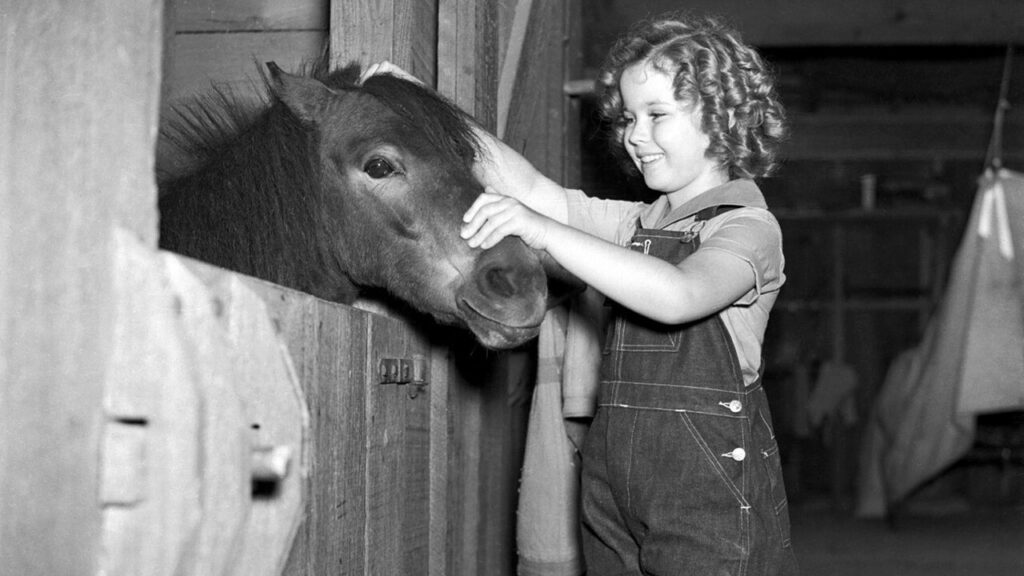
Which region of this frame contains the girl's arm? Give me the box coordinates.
[359,60,569,222]
[462,194,755,324]
[468,126,569,225]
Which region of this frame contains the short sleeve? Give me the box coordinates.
[699,208,785,305]
[565,189,646,246]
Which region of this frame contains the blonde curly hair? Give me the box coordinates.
[597,12,787,180]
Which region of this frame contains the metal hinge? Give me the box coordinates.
[378,354,429,398]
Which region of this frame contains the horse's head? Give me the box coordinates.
[265,62,562,349]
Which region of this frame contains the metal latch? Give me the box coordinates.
[378,354,429,398]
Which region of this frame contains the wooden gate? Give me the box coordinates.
[1,1,578,575]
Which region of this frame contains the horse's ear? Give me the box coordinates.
[266,61,335,124]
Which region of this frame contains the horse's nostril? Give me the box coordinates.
[484,266,521,298]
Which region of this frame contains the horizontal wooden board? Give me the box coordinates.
[171,0,328,32]
[587,0,1024,49]
[785,111,1024,161]
[163,30,327,105]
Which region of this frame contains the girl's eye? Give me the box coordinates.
[364,157,396,179]
[617,115,634,127]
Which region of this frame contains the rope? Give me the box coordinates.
[984,44,1015,171]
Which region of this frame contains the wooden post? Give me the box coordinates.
[0,2,163,575]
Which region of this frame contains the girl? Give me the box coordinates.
[460,13,799,576]
[365,11,798,575]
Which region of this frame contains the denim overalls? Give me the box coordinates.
[580,205,799,576]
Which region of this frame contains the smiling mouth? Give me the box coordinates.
[637,153,664,168]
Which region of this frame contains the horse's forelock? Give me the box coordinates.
[357,74,481,165]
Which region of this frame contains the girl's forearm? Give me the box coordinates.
[542,221,751,324]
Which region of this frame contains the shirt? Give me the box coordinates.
[565,179,786,385]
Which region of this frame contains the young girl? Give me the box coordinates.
[460,13,799,576]
[365,11,798,575]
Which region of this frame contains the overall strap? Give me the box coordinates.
[695,204,742,221]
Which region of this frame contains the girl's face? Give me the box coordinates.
[619,61,728,206]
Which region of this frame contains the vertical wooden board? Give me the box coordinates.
[407,0,440,86]
[309,299,370,576]
[449,356,485,576]
[207,275,308,576]
[237,281,371,576]
[403,332,433,574]
[0,1,162,574]
[331,0,397,66]
[428,344,451,576]
[478,357,517,575]
[562,0,584,189]
[474,1,500,128]
[503,0,567,180]
[365,314,410,575]
[331,0,437,82]
[160,253,250,576]
[101,234,204,576]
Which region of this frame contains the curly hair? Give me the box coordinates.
[597,12,787,180]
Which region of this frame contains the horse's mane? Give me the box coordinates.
[157,53,482,303]
[158,55,481,184]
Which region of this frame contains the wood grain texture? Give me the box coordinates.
[588,0,1024,48]
[1,1,162,574]
[171,0,329,32]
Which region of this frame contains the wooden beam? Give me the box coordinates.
[171,0,328,32]
[587,0,1024,48]
[785,111,1024,161]
[1,1,163,575]
[331,0,438,82]
[497,0,533,138]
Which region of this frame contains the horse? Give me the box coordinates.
[157,58,575,349]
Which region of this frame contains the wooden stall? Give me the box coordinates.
[1,1,579,575]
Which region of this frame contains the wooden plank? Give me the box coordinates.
[171,0,328,32]
[330,0,438,81]
[308,301,370,576]
[497,0,533,137]
[215,275,309,576]
[237,282,371,576]
[503,0,568,179]
[167,255,312,576]
[365,315,409,576]
[439,0,498,122]
[331,0,397,68]
[427,344,451,576]
[563,0,584,189]
[588,0,1024,48]
[160,252,249,576]
[785,112,1024,161]
[0,1,162,574]
[402,333,432,575]
[101,235,205,576]
[163,30,327,105]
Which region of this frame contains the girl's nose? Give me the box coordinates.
[626,120,648,145]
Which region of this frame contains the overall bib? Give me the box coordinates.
[580,206,799,576]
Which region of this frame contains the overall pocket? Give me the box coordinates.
[608,309,682,353]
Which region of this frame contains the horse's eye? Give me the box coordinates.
[364,157,396,179]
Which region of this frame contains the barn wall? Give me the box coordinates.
[2,1,578,575]
[1,1,163,575]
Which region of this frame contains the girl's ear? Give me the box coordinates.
[266,61,336,124]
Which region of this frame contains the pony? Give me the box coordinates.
[157,58,575,349]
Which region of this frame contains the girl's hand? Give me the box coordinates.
[461,189,552,250]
